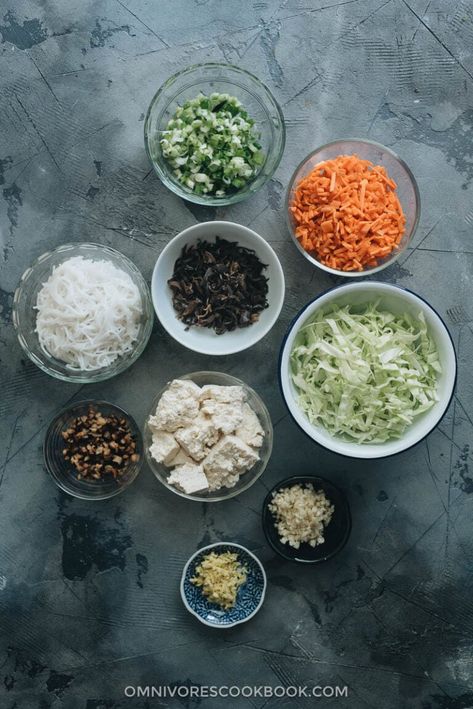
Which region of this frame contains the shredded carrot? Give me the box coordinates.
[290,154,406,272]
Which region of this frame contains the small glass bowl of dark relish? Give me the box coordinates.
[44,400,143,500]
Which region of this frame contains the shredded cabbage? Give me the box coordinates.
[290,302,441,443]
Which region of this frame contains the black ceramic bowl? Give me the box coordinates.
[262,475,351,563]
[44,400,143,500]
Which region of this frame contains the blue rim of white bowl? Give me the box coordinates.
[285,138,421,278]
[180,542,267,628]
[151,221,286,355]
[278,282,457,460]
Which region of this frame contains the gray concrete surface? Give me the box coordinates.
[1,1,472,707]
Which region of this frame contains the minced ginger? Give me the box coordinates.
[191,551,247,609]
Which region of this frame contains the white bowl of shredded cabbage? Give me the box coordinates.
[13,243,154,383]
[279,282,456,458]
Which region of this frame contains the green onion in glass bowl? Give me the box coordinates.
[160,92,265,197]
[144,63,285,206]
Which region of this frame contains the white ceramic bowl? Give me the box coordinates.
[279,282,457,459]
[151,221,285,355]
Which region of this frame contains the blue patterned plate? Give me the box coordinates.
[180,542,266,628]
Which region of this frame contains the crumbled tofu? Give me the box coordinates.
[268,484,334,549]
[168,448,195,467]
[172,378,202,397]
[174,415,219,461]
[149,430,179,465]
[236,402,264,448]
[168,463,209,495]
[203,435,259,491]
[149,379,201,432]
[200,398,244,435]
[150,379,266,495]
[199,385,245,404]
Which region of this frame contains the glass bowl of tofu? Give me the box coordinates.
[143,371,273,501]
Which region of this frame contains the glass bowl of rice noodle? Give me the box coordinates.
[13,243,153,383]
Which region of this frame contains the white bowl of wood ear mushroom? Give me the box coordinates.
[151,220,285,355]
[144,371,273,501]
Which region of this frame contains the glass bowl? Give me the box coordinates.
[44,400,143,500]
[286,139,420,277]
[144,371,273,501]
[12,242,154,383]
[262,476,351,563]
[144,63,285,206]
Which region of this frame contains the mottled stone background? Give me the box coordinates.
[0,1,472,707]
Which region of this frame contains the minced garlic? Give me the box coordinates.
[191,551,247,610]
[269,483,334,549]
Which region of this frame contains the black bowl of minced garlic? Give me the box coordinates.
[262,475,351,563]
[43,400,143,500]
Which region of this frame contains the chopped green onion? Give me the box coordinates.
[160,92,265,196]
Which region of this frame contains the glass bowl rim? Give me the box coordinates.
[144,61,286,206]
[12,241,154,383]
[144,370,274,502]
[43,398,144,500]
[285,137,421,278]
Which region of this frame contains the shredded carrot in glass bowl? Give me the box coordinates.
[289,154,406,272]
